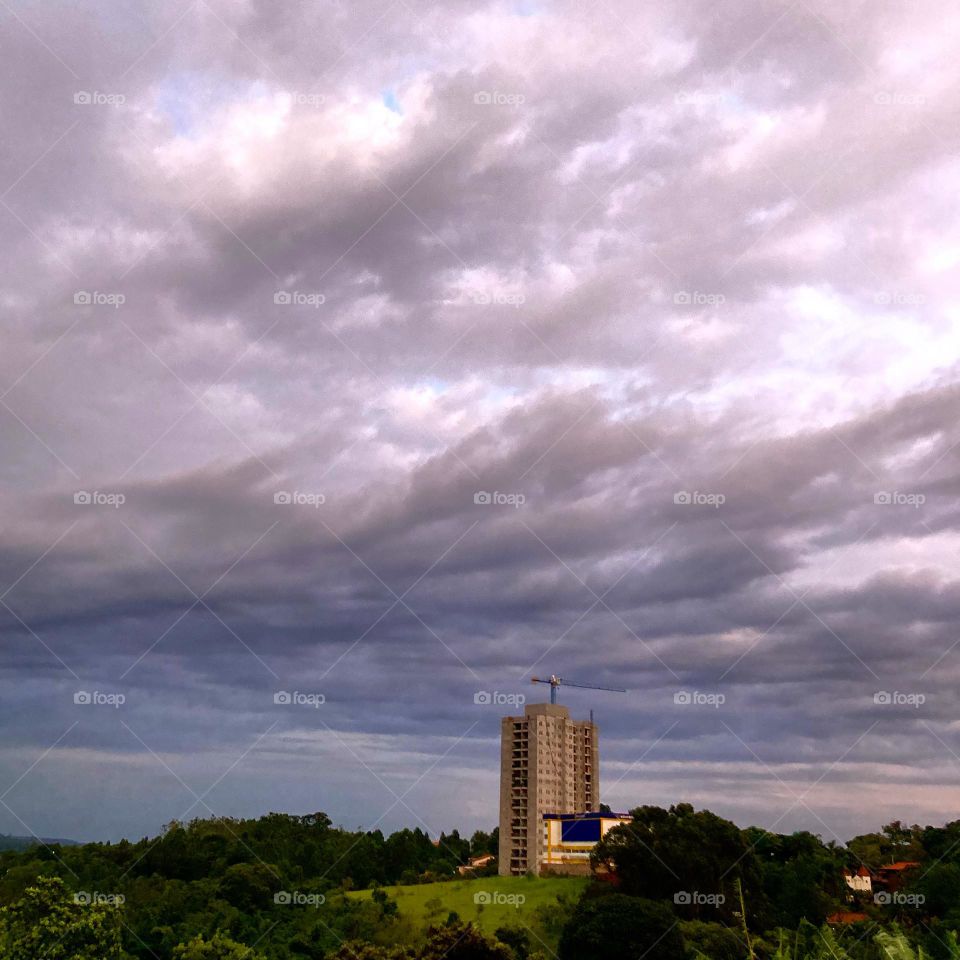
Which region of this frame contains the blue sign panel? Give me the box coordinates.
[561,818,602,843]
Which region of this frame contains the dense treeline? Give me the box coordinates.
[0,812,497,894]
[0,812,497,958]
[581,806,958,960]
[2,805,959,959]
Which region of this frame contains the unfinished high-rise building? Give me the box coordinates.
[498,702,599,876]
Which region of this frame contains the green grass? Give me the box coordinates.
[347,873,587,938]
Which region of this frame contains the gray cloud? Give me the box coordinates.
[1,0,959,844]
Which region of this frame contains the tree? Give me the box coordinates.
[881,822,924,860]
[494,925,531,959]
[438,830,471,868]
[327,944,409,960]
[848,822,925,869]
[217,861,281,912]
[470,830,498,858]
[424,896,445,918]
[914,863,960,921]
[417,921,512,959]
[173,931,267,959]
[558,894,686,960]
[0,875,124,960]
[327,924,510,960]
[592,804,766,926]
[680,920,747,960]
[372,886,399,917]
[746,829,846,927]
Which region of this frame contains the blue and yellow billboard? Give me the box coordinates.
[542,812,630,868]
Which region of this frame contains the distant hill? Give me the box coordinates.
[0,834,80,851]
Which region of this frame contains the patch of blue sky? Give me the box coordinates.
[382,88,402,114]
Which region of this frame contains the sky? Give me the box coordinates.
[1,0,959,846]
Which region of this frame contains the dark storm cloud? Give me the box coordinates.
[1,0,959,842]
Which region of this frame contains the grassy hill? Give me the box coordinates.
[348,874,587,945]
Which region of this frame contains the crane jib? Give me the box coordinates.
[529,674,627,704]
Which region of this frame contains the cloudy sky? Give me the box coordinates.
[1,0,959,845]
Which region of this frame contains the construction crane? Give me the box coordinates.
[530,674,626,705]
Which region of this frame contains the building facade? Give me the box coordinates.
[541,812,631,874]
[498,702,599,876]
[842,866,872,894]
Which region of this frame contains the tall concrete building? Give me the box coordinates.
[498,702,599,876]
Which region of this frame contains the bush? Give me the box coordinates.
[173,932,267,959]
[681,920,748,960]
[558,893,686,960]
[494,925,531,959]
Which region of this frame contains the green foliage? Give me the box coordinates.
[914,863,960,920]
[172,931,267,959]
[557,893,686,960]
[217,862,282,912]
[417,921,513,959]
[726,923,914,960]
[847,822,925,869]
[680,919,749,960]
[919,923,960,960]
[326,944,411,960]
[347,874,584,947]
[373,886,400,917]
[328,922,511,960]
[876,929,928,960]
[471,830,498,858]
[0,874,124,960]
[494,925,530,959]
[592,804,767,926]
[5,810,960,959]
[0,812,497,958]
[529,889,577,943]
[745,829,846,927]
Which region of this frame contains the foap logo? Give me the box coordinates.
[874,491,925,508]
[469,290,526,307]
[74,690,126,708]
[674,891,725,906]
[274,290,326,307]
[875,891,924,906]
[274,690,325,708]
[474,890,525,907]
[674,491,725,508]
[674,690,725,708]
[874,691,925,708]
[674,290,725,306]
[74,290,125,308]
[474,691,526,707]
[675,91,725,107]
[73,90,126,106]
[874,91,926,106]
[473,91,525,106]
[289,91,325,107]
[274,491,325,507]
[74,490,125,508]
[274,891,325,908]
[874,291,925,306]
[474,491,526,508]
[74,891,125,905]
